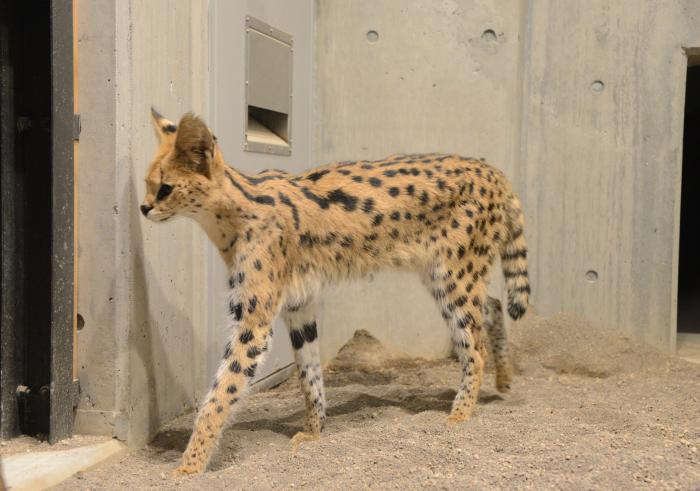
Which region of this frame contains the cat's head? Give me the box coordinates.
[140,108,221,222]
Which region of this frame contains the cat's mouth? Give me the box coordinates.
[146,209,175,223]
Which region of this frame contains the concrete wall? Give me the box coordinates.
[76,0,210,445]
[314,0,700,354]
[314,0,525,360]
[519,0,700,350]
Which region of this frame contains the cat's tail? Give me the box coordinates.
[500,193,530,320]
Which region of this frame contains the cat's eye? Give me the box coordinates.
[156,184,173,201]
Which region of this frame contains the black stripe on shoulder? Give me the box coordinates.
[301,187,330,209]
[278,192,301,229]
[225,170,276,206]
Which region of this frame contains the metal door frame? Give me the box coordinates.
[0,0,75,443]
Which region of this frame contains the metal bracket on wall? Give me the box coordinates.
[72,113,80,141]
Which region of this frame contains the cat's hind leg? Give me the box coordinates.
[282,300,326,449]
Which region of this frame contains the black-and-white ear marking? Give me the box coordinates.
[151,106,177,138]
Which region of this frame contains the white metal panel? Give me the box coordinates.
[209,0,315,383]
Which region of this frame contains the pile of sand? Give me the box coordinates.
[510,311,672,378]
[327,312,675,381]
[326,329,417,372]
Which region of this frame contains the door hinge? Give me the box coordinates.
[73,113,81,141]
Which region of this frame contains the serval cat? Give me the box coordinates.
[140,109,530,474]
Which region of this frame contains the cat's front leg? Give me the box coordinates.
[176,249,283,475]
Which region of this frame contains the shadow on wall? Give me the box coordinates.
[123,176,203,446]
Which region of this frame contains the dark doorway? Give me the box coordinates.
[678,64,700,334]
[0,0,75,441]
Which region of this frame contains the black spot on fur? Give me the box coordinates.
[369,177,382,187]
[239,330,254,344]
[230,301,243,321]
[248,296,258,313]
[290,330,305,350]
[306,169,330,182]
[244,364,257,378]
[388,187,400,197]
[458,313,474,330]
[302,322,318,343]
[328,188,358,211]
[372,214,384,226]
[299,232,315,247]
[458,245,466,259]
[229,360,241,373]
[247,346,261,358]
[362,198,375,213]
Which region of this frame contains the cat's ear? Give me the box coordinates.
[150,106,177,142]
[173,112,214,178]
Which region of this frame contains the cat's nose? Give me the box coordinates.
[140,204,153,217]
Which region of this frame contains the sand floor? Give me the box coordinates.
[55,312,700,490]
